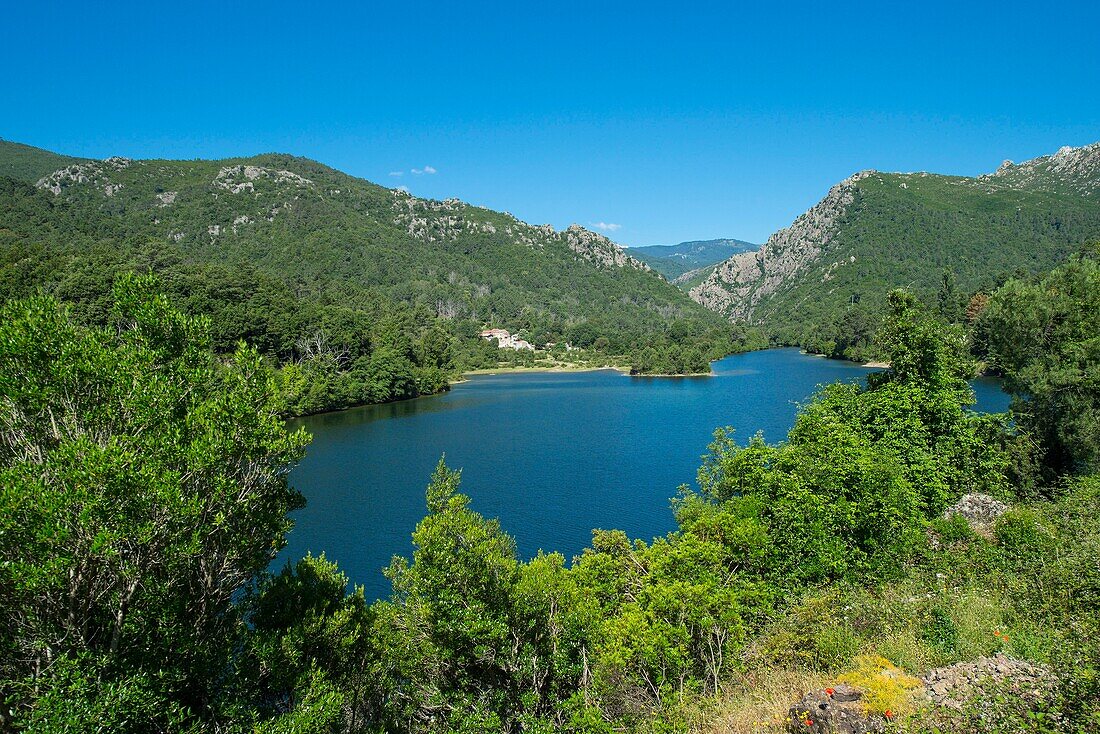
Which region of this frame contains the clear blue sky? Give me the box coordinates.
[2,1,1098,245]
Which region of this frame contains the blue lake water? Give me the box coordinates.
[281,348,1011,600]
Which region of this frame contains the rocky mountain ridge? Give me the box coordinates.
[690,171,873,319]
[689,143,1100,328]
[28,150,647,275]
[978,142,1100,196]
[2,140,730,374]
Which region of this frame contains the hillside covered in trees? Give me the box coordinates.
[0,141,754,415]
[2,255,1098,732]
[690,143,1100,358]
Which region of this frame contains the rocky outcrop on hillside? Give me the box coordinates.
[690,171,872,320]
[562,224,648,270]
[36,157,321,241]
[36,157,132,197]
[787,684,885,734]
[388,191,646,271]
[978,142,1100,197]
[942,493,1008,535]
[921,654,1053,711]
[213,164,314,194]
[789,655,1055,733]
[392,191,486,242]
[688,142,1100,325]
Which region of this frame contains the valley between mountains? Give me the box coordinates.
[3,139,1099,414]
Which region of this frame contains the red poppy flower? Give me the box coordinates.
[825,687,835,696]
[884,709,894,719]
[804,720,813,727]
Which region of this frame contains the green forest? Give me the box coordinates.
[3,252,1098,732]
[697,159,1100,362]
[0,142,753,416]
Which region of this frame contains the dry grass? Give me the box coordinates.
[694,668,832,734]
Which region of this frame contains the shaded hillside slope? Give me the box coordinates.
[0,138,88,183]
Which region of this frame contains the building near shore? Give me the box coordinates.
[479,328,535,351]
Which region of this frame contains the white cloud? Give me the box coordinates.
[411,165,437,175]
[388,171,404,177]
[396,185,410,193]
[593,222,622,232]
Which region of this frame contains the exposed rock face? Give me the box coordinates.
[213,165,313,194]
[388,192,647,272]
[390,191,502,242]
[787,684,885,734]
[690,142,1100,323]
[36,157,131,196]
[922,654,1054,711]
[690,171,873,320]
[942,493,1008,533]
[562,224,648,270]
[977,142,1100,196]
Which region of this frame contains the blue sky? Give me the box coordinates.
[2,1,1098,245]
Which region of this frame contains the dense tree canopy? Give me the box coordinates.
[0,276,308,730]
[2,273,1098,732]
[978,255,1100,477]
[0,141,755,411]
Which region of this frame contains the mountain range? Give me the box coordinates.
[0,140,748,411]
[627,238,758,280]
[3,137,1099,389]
[689,142,1100,346]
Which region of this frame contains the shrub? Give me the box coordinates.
[837,655,923,717]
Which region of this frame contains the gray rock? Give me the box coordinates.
[690,171,873,320]
[787,684,885,734]
[942,493,1008,532]
[920,654,1053,710]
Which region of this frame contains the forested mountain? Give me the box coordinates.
[4,139,1099,733]
[628,238,758,280]
[0,141,750,412]
[0,138,87,182]
[690,143,1100,348]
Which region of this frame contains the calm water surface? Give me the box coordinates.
[281,348,1010,599]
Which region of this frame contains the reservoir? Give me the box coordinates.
[281,348,1011,599]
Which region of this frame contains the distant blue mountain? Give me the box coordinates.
[630,238,758,280]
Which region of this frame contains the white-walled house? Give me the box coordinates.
[479,328,535,351]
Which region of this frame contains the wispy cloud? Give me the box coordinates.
[593,222,622,232]
[388,171,404,177]
[411,165,437,175]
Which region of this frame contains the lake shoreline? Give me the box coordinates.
[458,365,716,381]
[798,348,889,369]
[281,348,1012,600]
[289,363,716,419]
[458,364,629,379]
